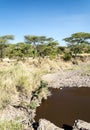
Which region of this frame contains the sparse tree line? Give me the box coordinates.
[0,32,90,60]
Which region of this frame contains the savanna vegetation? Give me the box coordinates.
[0,32,90,61]
[0,32,90,129]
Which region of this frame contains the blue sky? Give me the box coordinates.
[0,0,90,45]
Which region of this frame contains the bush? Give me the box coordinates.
[30,101,37,109]
[63,52,72,61]
[39,80,48,88]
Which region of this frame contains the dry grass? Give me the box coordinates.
[0,58,62,109]
[0,61,44,109]
[25,57,73,72]
[0,120,23,130]
[0,57,86,109]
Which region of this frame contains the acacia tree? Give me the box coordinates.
[63,32,90,57]
[0,35,14,59]
[24,35,55,58]
[24,35,39,58]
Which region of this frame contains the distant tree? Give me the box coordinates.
[37,38,59,58]
[47,41,59,58]
[63,32,90,57]
[57,46,66,55]
[5,44,15,58]
[84,44,90,53]
[0,35,14,59]
[24,35,39,58]
[5,42,33,58]
[14,42,32,58]
[24,35,56,58]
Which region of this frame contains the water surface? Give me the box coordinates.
[35,87,90,127]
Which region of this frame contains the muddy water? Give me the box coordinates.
[35,87,90,127]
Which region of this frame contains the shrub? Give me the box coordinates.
[39,80,48,88]
[30,101,37,109]
[37,80,51,100]
[63,52,72,61]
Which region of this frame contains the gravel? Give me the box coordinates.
[42,67,90,88]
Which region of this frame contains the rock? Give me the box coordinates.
[73,119,90,130]
[37,119,64,130]
[36,119,90,130]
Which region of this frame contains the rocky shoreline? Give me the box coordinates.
[36,119,90,130]
[34,62,90,130]
[42,64,90,88]
[19,62,90,129]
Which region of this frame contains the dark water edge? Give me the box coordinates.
[35,87,90,128]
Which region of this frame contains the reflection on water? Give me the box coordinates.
[35,87,90,127]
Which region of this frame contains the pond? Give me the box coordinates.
[35,87,90,128]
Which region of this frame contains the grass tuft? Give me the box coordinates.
[0,120,23,130]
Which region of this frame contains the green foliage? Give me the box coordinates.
[84,45,90,53]
[40,80,48,88]
[63,32,90,45]
[29,80,49,109]
[63,32,90,57]
[63,52,72,61]
[24,35,58,58]
[70,45,82,57]
[0,33,90,60]
[33,80,48,96]
[5,43,33,58]
[0,35,14,59]
[57,46,66,54]
[0,121,23,130]
[38,80,50,100]
[24,35,40,58]
[37,41,59,58]
[30,101,37,109]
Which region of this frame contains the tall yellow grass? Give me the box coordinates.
[0,61,43,109]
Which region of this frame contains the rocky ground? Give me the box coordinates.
[37,119,90,130]
[42,62,90,88]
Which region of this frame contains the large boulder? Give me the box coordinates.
[73,119,90,130]
[37,119,64,130]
